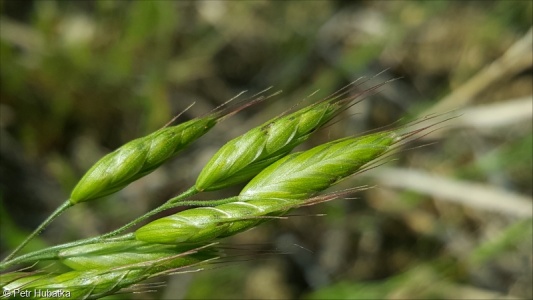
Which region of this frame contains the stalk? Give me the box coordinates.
[94,187,238,239]
[2,200,73,262]
[0,234,135,270]
[2,109,233,265]
[0,190,237,270]
[98,186,198,239]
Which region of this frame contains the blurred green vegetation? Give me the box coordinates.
[1,1,531,299]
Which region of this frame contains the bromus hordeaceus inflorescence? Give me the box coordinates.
[2,243,219,299]
[194,78,391,192]
[104,77,392,236]
[1,78,449,299]
[135,131,399,244]
[1,92,269,262]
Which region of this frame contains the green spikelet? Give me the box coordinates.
[3,245,218,299]
[195,93,363,192]
[1,272,49,290]
[135,198,292,244]
[3,269,146,299]
[70,116,218,204]
[136,131,397,244]
[239,131,397,200]
[58,240,216,271]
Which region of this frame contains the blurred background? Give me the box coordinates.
[0,1,531,299]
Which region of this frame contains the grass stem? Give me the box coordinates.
[0,233,135,270]
[0,187,206,269]
[1,200,73,263]
[98,186,200,239]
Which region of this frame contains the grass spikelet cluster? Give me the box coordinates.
[194,80,386,192]
[1,80,445,299]
[4,268,154,299]
[2,243,219,299]
[135,131,399,244]
[1,99,256,262]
